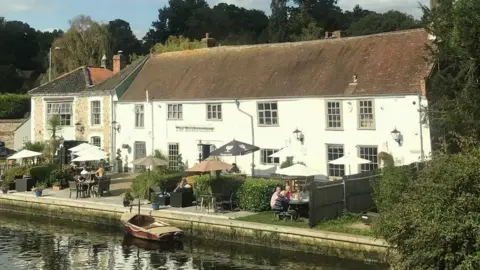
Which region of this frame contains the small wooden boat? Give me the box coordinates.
[120,213,183,241]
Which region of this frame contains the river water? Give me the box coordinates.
[0,211,387,269]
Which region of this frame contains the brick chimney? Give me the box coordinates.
[201,33,217,48]
[113,50,125,74]
[325,31,341,39]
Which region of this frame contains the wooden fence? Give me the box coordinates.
[308,171,381,227]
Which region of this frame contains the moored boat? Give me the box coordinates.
[120,213,183,241]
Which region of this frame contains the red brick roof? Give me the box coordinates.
[121,29,432,101]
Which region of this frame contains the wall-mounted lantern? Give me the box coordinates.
[75,122,85,134]
[293,128,304,144]
[112,121,121,132]
[391,127,402,146]
[197,140,203,162]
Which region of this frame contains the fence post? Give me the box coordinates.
[342,177,347,212]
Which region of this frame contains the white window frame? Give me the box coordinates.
[260,149,280,164]
[46,102,73,126]
[90,136,102,148]
[206,104,222,120]
[168,143,180,170]
[134,104,144,128]
[357,100,375,130]
[257,101,279,126]
[90,100,101,126]
[325,100,342,130]
[168,104,183,120]
[358,146,379,172]
[326,144,345,178]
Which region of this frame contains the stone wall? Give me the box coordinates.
[0,119,27,148]
[32,97,44,142]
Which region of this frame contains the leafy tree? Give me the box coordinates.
[108,19,141,63]
[51,15,110,74]
[347,10,421,36]
[151,36,201,54]
[269,0,290,42]
[23,141,46,152]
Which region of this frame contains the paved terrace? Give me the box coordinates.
[4,172,254,219]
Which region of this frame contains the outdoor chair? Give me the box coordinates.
[91,178,110,197]
[69,181,86,199]
[221,192,236,211]
[213,193,224,213]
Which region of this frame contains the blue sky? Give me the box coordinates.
[0,0,427,39]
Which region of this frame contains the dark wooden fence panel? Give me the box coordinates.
[308,171,380,227]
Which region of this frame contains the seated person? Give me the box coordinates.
[174,178,191,192]
[272,191,290,213]
[270,186,282,209]
[227,163,240,174]
[285,185,292,199]
[95,166,104,178]
[70,161,77,169]
[298,186,309,200]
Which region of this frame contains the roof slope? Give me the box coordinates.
[121,29,432,101]
[29,67,89,95]
[88,68,113,84]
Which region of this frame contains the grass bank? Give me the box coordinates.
[236,212,374,237]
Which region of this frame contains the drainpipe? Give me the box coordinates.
[235,99,255,176]
[418,94,425,161]
[110,94,115,168]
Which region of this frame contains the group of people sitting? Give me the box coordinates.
[70,161,104,182]
[270,185,309,213]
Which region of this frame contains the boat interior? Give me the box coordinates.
[129,215,165,229]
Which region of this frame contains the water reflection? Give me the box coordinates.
[0,211,387,269]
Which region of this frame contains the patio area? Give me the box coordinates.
[3,172,254,219]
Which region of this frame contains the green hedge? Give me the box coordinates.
[4,166,30,183]
[237,178,282,212]
[29,164,59,185]
[131,170,183,199]
[192,174,245,198]
[48,169,74,187]
[0,94,30,119]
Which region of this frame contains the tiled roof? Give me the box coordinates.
[88,68,113,84]
[29,67,90,95]
[120,29,432,101]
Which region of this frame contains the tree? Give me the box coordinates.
[51,15,110,74]
[425,0,480,152]
[151,36,201,54]
[269,0,290,42]
[23,141,46,152]
[108,19,141,63]
[347,10,421,36]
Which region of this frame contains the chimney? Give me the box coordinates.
[201,33,217,48]
[101,54,107,69]
[113,50,126,74]
[325,31,341,39]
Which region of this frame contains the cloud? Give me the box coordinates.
[0,0,56,15]
[211,0,429,18]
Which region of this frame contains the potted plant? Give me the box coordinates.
[152,201,160,210]
[32,183,45,197]
[52,181,62,191]
[1,180,10,194]
[123,189,134,207]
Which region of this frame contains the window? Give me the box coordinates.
[327,145,345,177]
[260,149,280,164]
[134,104,144,128]
[90,101,101,125]
[90,136,101,148]
[257,102,278,126]
[134,141,146,171]
[168,104,183,120]
[359,146,378,172]
[168,143,180,170]
[358,100,375,129]
[46,103,72,126]
[206,104,222,120]
[326,101,342,129]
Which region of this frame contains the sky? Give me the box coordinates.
[0,0,428,39]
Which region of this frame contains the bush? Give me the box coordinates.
[237,178,282,212]
[374,149,480,269]
[0,94,30,119]
[29,164,59,185]
[48,169,74,187]
[192,174,245,198]
[192,174,212,197]
[4,166,30,182]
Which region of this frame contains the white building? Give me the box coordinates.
[114,29,433,178]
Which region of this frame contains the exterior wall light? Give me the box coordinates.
[391,127,402,146]
[293,128,304,144]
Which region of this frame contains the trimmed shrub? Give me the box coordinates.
[48,169,74,187]
[192,174,212,198]
[237,178,282,212]
[192,174,245,198]
[29,164,59,185]
[4,166,30,182]
[0,94,30,119]
[155,172,183,192]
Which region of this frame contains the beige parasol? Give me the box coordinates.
[186,160,233,172]
[131,156,169,167]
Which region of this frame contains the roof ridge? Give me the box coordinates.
[28,66,86,94]
[153,28,427,59]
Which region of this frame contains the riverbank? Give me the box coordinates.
[0,191,389,263]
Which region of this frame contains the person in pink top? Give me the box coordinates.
[285,185,292,199]
[270,186,282,209]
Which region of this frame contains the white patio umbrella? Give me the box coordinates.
[75,148,109,157]
[276,164,325,177]
[269,145,304,158]
[7,149,42,160]
[69,143,99,153]
[72,153,108,162]
[328,154,372,175]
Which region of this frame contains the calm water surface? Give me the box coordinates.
[0,211,387,269]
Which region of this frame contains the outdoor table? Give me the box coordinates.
[289,199,310,218]
[78,180,97,197]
